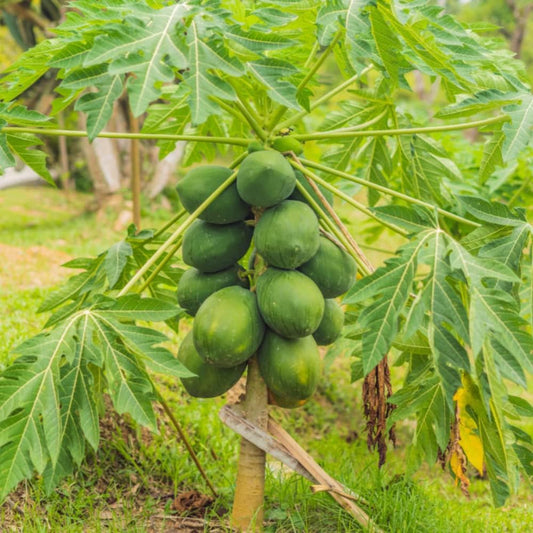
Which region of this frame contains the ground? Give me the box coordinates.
[0,187,531,532]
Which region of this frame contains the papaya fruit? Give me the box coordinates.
[254,200,319,269]
[236,150,295,207]
[258,330,321,409]
[256,268,324,339]
[176,165,249,224]
[193,286,265,367]
[182,220,253,273]
[299,236,356,297]
[178,331,246,398]
[313,299,344,346]
[177,265,249,316]
[247,141,264,153]
[271,136,303,155]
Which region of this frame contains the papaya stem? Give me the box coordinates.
[155,389,218,498]
[118,170,238,296]
[152,209,187,240]
[1,126,251,146]
[322,108,389,133]
[300,158,481,228]
[137,237,183,294]
[233,97,268,142]
[291,176,371,276]
[290,159,408,239]
[290,160,375,274]
[293,115,507,141]
[231,358,268,532]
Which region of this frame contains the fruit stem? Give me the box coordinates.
[230,151,249,169]
[292,115,508,141]
[152,209,187,240]
[291,159,408,238]
[291,175,372,276]
[234,97,268,142]
[1,126,252,146]
[231,357,268,532]
[325,108,389,133]
[300,158,481,228]
[155,389,218,498]
[118,170,238,296]
[277,65,374,131]
[137,237,183,294]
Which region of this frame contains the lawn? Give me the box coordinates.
[0,186,531,532]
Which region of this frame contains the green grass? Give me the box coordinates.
[0,187,531,532]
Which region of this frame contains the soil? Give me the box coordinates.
[0,243,72,289]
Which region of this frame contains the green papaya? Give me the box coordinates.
[236,150,295,207]
[193,286,265,367]
[299,236,357,297]
[177,265,249,316]
[271,136,303,155]
[258,330,321,409]
[256,268,324,339]
[176,165,249,224]
[182,220,253,273]
[254,200,320,269]
[313,299,344,346]
[178,331,246,398]
[247,141,264,153]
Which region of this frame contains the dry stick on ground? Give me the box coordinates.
[268,420,384,533]
[231,358,269,532]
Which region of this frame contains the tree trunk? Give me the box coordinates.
[231,358,268,532]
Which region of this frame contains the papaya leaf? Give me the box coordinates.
[370,205,437,234]
[502,93,533,162]
[479,131,505,184]
[247,59,300,110]
[104,240,133,289]
[83,3,190,116]
[457,196,529,227]
[344,233,433,374]
[75,74,125,141]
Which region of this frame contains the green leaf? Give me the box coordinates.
[479,131,504,184]
[101,294,179,322]
[502,93,533,162]
[344,235,430,374]
[457,196,528,227]
[184,22,238,124]
[84,3,190,116]
[5,133,54,185]
[224,24,295,52]
[435,90,518,120]
[371,205,437,234]
[470,286,533,369]
[248,59,301,110]
[75,74,124,141]
[104,240,132,288]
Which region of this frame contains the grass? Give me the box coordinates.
[0,186,531,532]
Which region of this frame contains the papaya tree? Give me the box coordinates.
[0,0,532,530]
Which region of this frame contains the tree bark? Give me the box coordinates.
[231,358,268,532]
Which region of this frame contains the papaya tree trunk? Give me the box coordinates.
[231,357,268,532]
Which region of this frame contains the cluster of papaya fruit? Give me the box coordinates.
[176,149,356,408]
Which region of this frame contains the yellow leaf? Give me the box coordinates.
[454,384,485,475]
